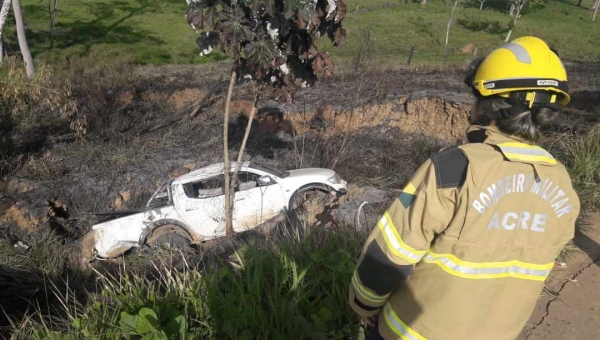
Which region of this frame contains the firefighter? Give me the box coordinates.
[349,36,580,340]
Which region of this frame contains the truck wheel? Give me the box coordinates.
[288,188,332,227]
[146,225,192,249]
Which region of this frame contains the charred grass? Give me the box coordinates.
[1,60,600,338]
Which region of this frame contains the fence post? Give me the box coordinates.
[407,46,416,66]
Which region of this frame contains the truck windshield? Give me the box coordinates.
[147,182,170,209]
[248,163,289,178]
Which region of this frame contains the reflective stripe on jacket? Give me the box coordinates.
[349,125,580,340]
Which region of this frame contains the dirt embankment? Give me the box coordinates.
[0,67,477,235]
[1,62,598,243]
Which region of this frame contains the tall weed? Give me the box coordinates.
[546,127,600,210]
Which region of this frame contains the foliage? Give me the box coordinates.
[562,127,600,184]
[5,0,600,67]
[513,0,550,16]
[18,225,365,340]
[185,0,347,101]
[0,57,77,128]
[559,128,600,210]
[0,57,82,176]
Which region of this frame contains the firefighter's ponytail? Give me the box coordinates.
[473,97,560,141]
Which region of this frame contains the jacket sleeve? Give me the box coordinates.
[349,153,464,317]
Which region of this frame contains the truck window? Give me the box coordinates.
[182,174,225,198]
[235,171,261,191]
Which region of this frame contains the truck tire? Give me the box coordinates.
[288,184,332,211]
[145,224,192,249]
[288,184,334,227]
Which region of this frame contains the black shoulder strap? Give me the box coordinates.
[431,146,469,189]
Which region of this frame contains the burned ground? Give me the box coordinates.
[0,61,599,335]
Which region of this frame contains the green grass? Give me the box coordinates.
[4,0,228,65]
[10,225,367,340]
[323,0,600,65]
[561,128,600,210]
[3,0,600,67]
[543,126,600,211]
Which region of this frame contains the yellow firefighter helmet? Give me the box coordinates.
[464,36,570,107]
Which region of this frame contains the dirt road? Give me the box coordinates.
[518,213,600,340]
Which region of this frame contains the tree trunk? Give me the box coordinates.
[223,71,236,237]
[0,0,11,63]
[229,93,259,219]
[49,0,57,48]
[479,0,485,11]
[12,0,34,78]
[445,0,459,48]
[594,0,599,21]
[577,0,583,6]
[505,2,523,42]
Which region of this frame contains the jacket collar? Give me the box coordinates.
[466,125,528,144]
[465,125,557,166]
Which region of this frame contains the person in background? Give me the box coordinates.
[349,36,580,340]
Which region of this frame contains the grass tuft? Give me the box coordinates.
[560,128,600,211]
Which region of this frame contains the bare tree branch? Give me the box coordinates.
[445,0,460,48]
[229,92,260,223]
[49,0,58,49]
[479,0,487,10]
[223,70,236,237]
[506,0,527,42]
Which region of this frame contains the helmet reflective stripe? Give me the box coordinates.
[502,42,532,64]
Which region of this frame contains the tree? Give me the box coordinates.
[0,0,11,64]
[48,0,58,48]
[477,0,487,10]
[12,0,34,78]
[505,0,527,42]
[185,0,346,237]
[445,0,459,48]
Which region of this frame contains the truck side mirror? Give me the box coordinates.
[257,175,273,186]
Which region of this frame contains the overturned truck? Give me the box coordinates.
[85,162,347,260]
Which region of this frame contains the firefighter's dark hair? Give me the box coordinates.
[473,97,560,141]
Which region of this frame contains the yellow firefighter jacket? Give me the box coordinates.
[349,125,580,340]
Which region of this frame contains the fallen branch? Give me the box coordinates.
[190,77,226,118]
[135,78,227,136]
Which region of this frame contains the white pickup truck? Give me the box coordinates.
[89,161,347,259]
